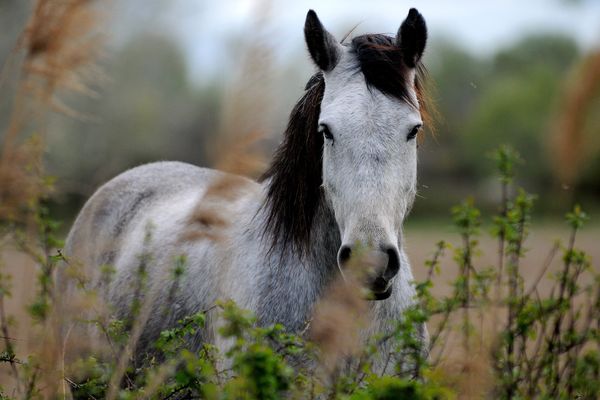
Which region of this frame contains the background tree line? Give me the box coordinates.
[1,0,598,222]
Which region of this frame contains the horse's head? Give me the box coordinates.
[305,9,427,300]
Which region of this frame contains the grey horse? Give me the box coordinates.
[65,8,431,373]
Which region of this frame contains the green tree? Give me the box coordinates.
[462,36,579,187]
[45,33,221,217]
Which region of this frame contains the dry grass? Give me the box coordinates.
[408,222,600,299]
[181,0,273,246]
[0,137,46,223]
[0,0,104,397]
[310,253,372,373]
[552,51,600,184]
[183,174,257,243]
[0,0,103,224]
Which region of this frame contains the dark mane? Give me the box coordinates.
[261,34,431,256]
[260,72,325,256]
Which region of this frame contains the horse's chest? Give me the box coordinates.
[255,264,328,332]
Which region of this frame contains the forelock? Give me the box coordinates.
[349,33,432,127]
[350,34,418,108]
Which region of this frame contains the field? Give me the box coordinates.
[408,219,600,296]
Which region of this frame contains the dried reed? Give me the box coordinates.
[551,51,600,184]
[310,251,372,374]
[0,0,104,397]
[0,0,103,223]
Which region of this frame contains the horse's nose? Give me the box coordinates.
[337,244,401,296]
[337,244,353,266]
[381,246,400,281]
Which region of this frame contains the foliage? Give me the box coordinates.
[416,34,593,216]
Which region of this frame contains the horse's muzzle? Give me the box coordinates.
[337,244,400,301]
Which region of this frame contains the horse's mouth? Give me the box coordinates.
[370,286,392,300]
[366,278,393,301]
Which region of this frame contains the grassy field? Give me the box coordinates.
[407,218,600,294]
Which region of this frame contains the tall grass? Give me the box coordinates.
[552,51,600,185]
[1,2,599,399]
[0,1,103,397]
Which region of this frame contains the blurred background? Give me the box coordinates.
[1,0,599,225]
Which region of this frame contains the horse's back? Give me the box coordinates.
[65,161,214,264]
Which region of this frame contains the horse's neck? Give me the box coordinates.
[250,195,341,330]
[303,200,341,271]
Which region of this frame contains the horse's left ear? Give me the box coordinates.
[396,8,427,68]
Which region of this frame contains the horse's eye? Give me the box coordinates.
[407,124,422,141]
[319,124,334,141]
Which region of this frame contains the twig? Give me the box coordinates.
[0,292,21,394]
[524,242,559,298]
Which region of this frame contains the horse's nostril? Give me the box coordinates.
[338,245,352,266]
[383,246,401,280]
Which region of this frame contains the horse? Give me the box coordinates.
[64,8,431,374]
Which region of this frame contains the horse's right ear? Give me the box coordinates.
[304,10,341,72]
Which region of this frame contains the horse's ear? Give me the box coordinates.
[396,8,427,68]
[304,10,342,72]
